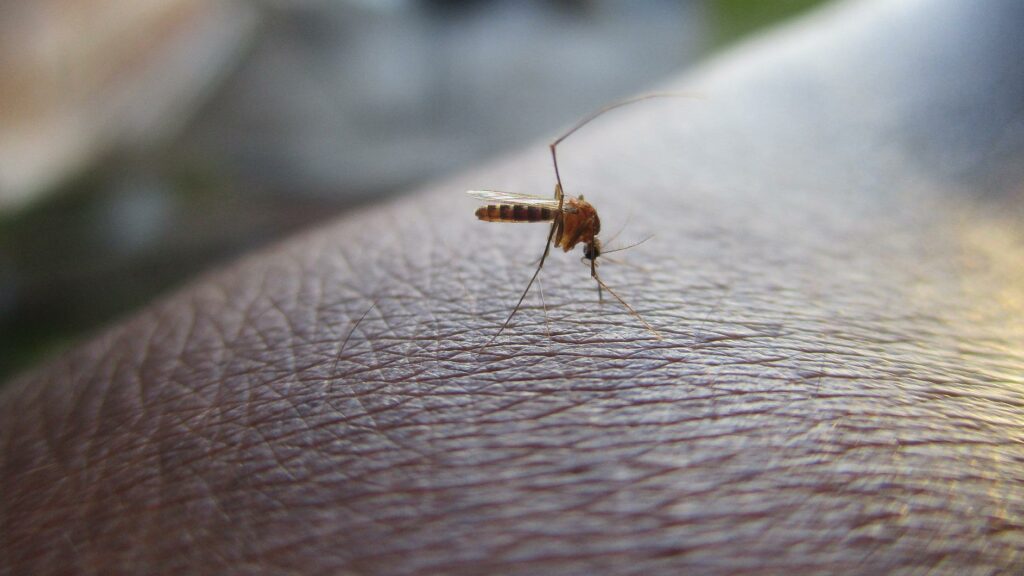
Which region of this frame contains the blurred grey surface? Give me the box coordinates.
[182,0,707,198]
[0,0,827,381]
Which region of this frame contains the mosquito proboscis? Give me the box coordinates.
[469,92,699,347]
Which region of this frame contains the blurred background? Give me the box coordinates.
[0,0,828,382]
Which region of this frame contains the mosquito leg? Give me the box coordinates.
[552,92,702,150]
[548,92,692,309]
[549,92,702,196]
[479,219,557,351]
[479,178,565,351]
[331,298,378,375]
[551,142,566,200]
[537,274,552,343]
[592,270,662,340]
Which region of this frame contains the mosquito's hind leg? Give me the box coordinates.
[480,184,564,349]
[548,92,701,197]
[536,274,552,343]
[479,218,558,351]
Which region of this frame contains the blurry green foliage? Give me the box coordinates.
[710,0,829,49]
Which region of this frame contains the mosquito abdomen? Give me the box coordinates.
[476,204,556,223]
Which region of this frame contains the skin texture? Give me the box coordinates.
[3,0,1024,573]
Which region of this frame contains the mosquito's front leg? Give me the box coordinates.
[591,257,604,303]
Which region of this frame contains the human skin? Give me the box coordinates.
[3,0,1024,573]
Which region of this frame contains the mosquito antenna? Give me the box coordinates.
[592,272,663,340]
[550,92,702,195]
[602,234,654,256]
[603,209,634,247]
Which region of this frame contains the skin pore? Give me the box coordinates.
[2,0,1023,573]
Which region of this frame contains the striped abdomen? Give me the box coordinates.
[476,204,557,223]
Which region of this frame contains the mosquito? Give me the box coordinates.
[469,93,695,346]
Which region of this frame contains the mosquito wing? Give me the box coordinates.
[466,190,561,209]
